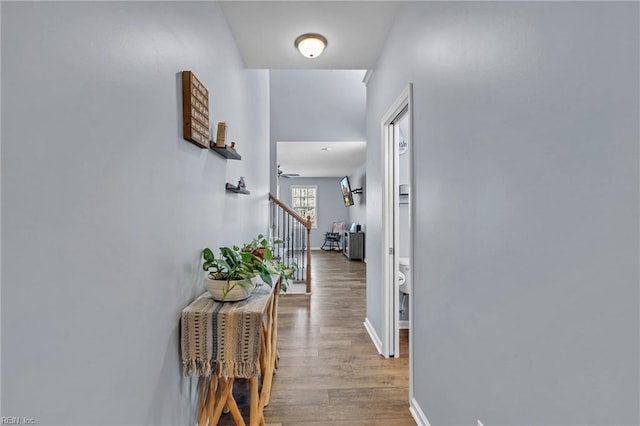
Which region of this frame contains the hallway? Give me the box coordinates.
[263,250,413,425]
[219,250,412,425]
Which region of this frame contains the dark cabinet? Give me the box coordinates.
[343,232,364,261]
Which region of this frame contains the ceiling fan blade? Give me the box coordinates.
[277,165,300,178]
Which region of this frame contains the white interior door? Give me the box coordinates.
[382,84,414,405]
[383,120,399,357]
[382,85,412,360]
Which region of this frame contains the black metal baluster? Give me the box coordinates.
[287,213,292,267]
[281,211,285,265]
[298,222,302,280]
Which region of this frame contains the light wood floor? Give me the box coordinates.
[219,250,413,425]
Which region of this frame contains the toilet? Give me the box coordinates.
[398,257,410,295]
[398,257,410,317]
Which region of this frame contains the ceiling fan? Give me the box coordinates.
[277,165,300,179]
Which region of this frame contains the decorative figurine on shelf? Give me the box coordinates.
[238,176,246,189]
[215,122,227,148]
[230,142,236,150]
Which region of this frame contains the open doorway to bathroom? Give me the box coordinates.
[397,112,411,330]
[382,84,413,399]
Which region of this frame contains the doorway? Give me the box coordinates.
[381,84,414,396]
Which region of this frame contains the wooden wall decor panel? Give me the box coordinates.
[182,71,210,149]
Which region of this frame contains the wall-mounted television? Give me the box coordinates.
[340,176,354,207]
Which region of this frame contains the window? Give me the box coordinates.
[291,185,317,229]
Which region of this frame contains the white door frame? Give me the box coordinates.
[381,83,414,396]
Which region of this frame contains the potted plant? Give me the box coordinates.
[268,259,298,292]
[202,245,273,301]
[242,234,298,292]
[241,233,274,260]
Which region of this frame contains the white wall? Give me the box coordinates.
[367,2,639,424]
[278,177,350,248]
[1,2,269,424]
[269,70,366,192]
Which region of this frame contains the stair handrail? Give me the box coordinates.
[269,193,312,231]
[269,193,312,293]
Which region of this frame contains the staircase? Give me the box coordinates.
[268,193,312,293]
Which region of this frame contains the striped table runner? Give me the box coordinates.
[181,283,273,378]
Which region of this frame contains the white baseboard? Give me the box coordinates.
[409,397,431,426]
[363,317,383,356]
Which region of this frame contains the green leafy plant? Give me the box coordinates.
[268,260,298,292]
[202,245,273,299]
[241,234,280,261]
[242,234,298,291]
[202,235,300,298]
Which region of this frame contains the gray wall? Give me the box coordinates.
[366,2,639,425]
[278,178,350,248]
[270,70,366,142]
[269,70,366,192]
[1,2,269,425]
[348,163,367,232]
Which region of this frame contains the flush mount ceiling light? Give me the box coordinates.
[295,33,327,59]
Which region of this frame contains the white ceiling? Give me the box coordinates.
[220,1,399,69]
[222,2,380,178]
[278,141,366,178]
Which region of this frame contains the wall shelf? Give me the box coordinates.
[211,145,241,160]
[225,183,250,194]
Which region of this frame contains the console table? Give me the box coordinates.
[181,280,280,426]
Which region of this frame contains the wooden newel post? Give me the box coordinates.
[306,215,312,293]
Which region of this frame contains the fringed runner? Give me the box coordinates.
[181,283,273,378]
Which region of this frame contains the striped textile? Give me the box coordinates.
[181,284,273,378]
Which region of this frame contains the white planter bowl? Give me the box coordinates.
[206,276,256,302]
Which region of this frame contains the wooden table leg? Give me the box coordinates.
[197,377,208,426]
[260,286,279,407]
[223,381,231,415]
[198,376,218,426]
[225,388,245,426]
[249,376,259,426]
[209,377,247,426]
[259,362,274,409]
[210,377,233,424]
